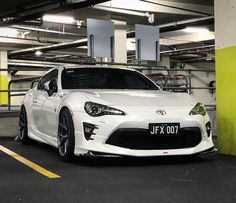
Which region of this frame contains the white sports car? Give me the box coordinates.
[19,66,214,161]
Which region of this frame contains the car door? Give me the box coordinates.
[39,69,60,138]
[31,69,59,138]
[31,74,48,133]
[40,76,61,138]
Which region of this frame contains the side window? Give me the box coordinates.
[37,77,45,90]
[37,69,58,90]
[125,74,150,89]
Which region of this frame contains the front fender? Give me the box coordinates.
[56,91,90,128]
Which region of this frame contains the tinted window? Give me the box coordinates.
[38,69,58,90]
[61,68,158,90]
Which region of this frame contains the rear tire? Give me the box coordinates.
[58,108,75,162]
[18,105,29,144]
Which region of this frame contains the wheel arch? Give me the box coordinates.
[20,104,28,118]
[58,106,70,118]
[57,105,76,130]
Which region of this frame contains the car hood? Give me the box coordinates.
[67,89,197,107]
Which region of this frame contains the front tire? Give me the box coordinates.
[58,108,75,162]
[18,105,29,144]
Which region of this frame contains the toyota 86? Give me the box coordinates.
[19,66,214,161]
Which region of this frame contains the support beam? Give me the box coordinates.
[97,0,210,16]
[140,0,213,15]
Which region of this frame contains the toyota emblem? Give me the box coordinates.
[156,110,167,115]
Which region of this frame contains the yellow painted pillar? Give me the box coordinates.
[215,0,236,156]
[0,51,8,105]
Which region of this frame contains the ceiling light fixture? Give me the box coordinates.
[184,27,209,34]
[0,28,19,37]
[94,5,145,17]
[42,14,75,24]
[35,50,43,56]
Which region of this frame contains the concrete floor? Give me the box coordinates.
[0,140,236,203]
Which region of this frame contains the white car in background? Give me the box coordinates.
[19,66,214,161]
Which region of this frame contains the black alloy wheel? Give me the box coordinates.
[19,106,29,144]
[58,108,75,162]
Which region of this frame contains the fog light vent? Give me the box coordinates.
[83,122,97,140]
[206,121,211,137]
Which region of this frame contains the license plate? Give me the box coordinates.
[149,123,180,136]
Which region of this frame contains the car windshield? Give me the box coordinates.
[61,68,159,90]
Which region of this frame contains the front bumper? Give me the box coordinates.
[85,146,216,157]
[72,107,214,157]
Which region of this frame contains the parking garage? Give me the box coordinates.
[0,0,236,202]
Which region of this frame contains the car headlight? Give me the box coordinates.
[189,103,206,116]
[84,102,125,117]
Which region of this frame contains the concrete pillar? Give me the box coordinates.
[215,0,236,156]
[0,51,8,105]
[160,55,170,68]
[113,20,127,63]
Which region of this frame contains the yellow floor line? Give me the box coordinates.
[0,145,61,179]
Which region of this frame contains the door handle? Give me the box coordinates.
[33,100,38,104]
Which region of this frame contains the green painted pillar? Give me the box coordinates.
[215,0,236,156]
[0,51,8,105]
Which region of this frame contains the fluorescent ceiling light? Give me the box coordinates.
[35,50,43,56]
[94,5,145,17]
[184,27,209,34]
[43,14,75,24]
[0,28,19,37]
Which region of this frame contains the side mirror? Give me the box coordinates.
[44,79,58,96]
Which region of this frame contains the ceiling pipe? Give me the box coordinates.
[11,25,85,37]
[9,39,87,57]
[8,59,70,68]
[127,16,214,38]
[16,20,44,27]
[173,56,215,63]
[159,16,214,32]
[127,44,215,59]
[9,16,214,58]
[161,45,215,54]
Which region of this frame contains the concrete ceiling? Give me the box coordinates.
[0,0,43,10]
[0,0,215,64]
[165,0,213,6]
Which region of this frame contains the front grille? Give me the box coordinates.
[105,128,202,150]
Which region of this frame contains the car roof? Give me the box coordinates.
[57,65,136,72]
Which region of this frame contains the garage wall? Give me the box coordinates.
[10,71,45,106]
[184,62,215,105]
